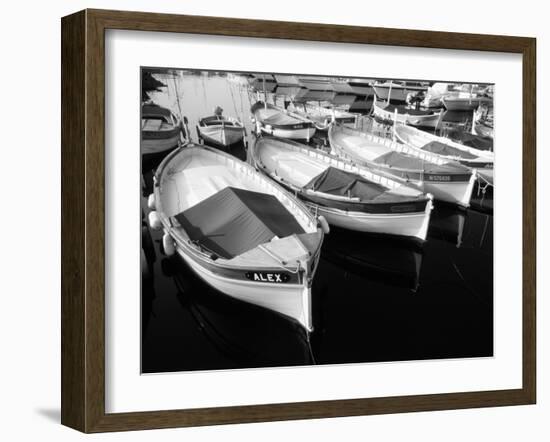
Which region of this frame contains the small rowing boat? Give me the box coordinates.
[373,97,443,128]
[251,101,316,141]
[373,81,428,102]
[394,124,494,185]
[328,124,477,207]
[141,103,184,161]
[252,137,433,240]
[148,145,324,331]
[197,107,245,148]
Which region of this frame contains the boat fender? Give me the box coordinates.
[147,193,156,210]
[318,215,330,234]
[148,211,162,231]
[162,233,176,256]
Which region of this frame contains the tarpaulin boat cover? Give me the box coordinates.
[304,167,387,201]
[421,141,477,159]
[175,187,305,259]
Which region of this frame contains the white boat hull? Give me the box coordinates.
[177,247,314,331]
[309,201,433,241]
[260,125,316,141]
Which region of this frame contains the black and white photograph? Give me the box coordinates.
[141,68,494,374]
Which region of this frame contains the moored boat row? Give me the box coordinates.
[251,137,433,241]
[142,71,494,335]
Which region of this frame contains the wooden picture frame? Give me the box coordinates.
[61,8,536,433]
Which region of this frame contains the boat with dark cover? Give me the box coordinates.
[373,97,443,128]
[197,107,245,148]
[251,101,316,141]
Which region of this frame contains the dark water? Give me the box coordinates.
[141,72,493,373]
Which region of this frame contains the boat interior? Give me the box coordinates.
[142,104,177,131]
[255,138,425,201]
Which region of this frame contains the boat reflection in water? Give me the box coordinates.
[165,257,314,370]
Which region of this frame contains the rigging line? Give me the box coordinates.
[228,81,239,118]
[172,75,184,123]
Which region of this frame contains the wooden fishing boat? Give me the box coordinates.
[288,102,358,130]
[250,101,316,141]
[197,113,245,148]
[141,103,184,160]
[441,93,492,111]
[328,124,477,207]
[373,97,443,128]
[373,81,428,102]
[251,137,433,240]
[394,124,494,185]
[472,105,494,139]
[147,145,324,331]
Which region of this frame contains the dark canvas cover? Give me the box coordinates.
[304,167,387,201]
[421,141,477,159]
[175,187,305,259]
